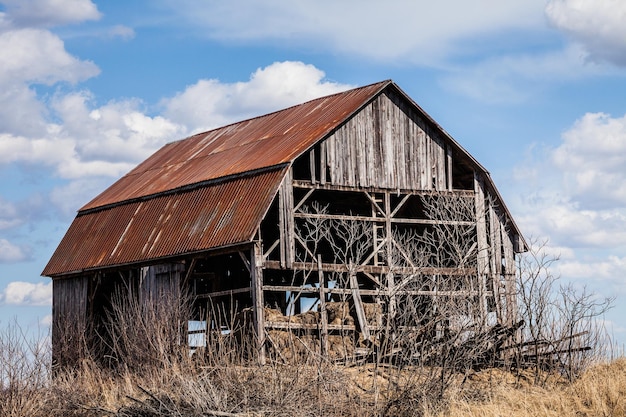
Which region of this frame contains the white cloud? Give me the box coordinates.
[1,0,101,28]
[0,93,185,181]
[440,44,609,103]
[514,110,626,247]
[167,0,546,63]
[0,28,99,86]
[552,112,626,207]
[0,28,100,137]
[557,255,626,283]
[0,199,20,230]
[163,61,354,132]
[546,0,626,66]
[107,24,135,40]
[0,238,29,262]
[0,281,52,305]
[0,59,351,218]
[511,110,626,301]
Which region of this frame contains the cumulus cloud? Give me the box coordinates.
[166,0,546,63]
[514,110,626,248]
[546,0,626,66]
[0,238,30,262]
[0,28,99,86]
[0,59,350,214]
[163,61,353,132]
[552,112,626,207]
[0,28,100,137]
[1,0,101,28]
[0,281,52,305]
[512,110,626,298]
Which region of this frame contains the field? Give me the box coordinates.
[2,322,625,417]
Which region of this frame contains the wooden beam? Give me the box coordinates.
[195,287,251,299]
[251,241,266,365]
[262,284,488,298]
[293,188,315,212]
[265,321,356,331]
[263,239,280,261]
[292,180,475,197]
[384,191,396,319]
[238,251,251,274]
[474,172,489,322]
[263,260,476,276]
[318,255,328,356]
[293,211,474,226]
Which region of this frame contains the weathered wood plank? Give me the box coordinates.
[263,260,476,276]
[474,172,490,321]
[318,255,328,356]
[251,242,266,364]
[262,284,488,298]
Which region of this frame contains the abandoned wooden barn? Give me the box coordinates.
[43,80,526,367]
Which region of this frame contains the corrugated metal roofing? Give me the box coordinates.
[43,79,526,277]
[43,167,286,276]
[82,81,390,211]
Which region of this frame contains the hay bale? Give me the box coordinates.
[266,330,320,362]
[293,310,320,325]
[327,334,355,360]
[363,303,383,326]
[264,307,288,322]
[327,302,353,325]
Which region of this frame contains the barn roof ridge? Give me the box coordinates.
[165,79,394,147]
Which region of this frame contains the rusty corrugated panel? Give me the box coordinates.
[81,81,390,211]
[43,167,287,277]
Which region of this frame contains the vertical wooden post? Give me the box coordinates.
[446,144,453,191]
[317,255,328,356]
[384,191,396,318]
[474,173,490,324]
[501,228,517,326]
[251,241,266,365]
[489,204,504,324]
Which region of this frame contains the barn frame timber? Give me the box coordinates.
[44,80,526,367]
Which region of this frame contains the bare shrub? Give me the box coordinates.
[98,284,191,371]
[515,238,613,382]
[0,321,50,417]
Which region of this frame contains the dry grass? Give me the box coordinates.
[3,340,626,417]
[436,358,626,417]
[2,293,623,417]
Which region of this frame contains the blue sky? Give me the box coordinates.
[1,0,626,346]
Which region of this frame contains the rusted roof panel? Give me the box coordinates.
[82,81,390,211]
[43,167,286,277]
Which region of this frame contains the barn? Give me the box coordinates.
[43,80,526,367]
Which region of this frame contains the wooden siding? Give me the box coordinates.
[322,91,450,191]
[139,263,184,304]
[52,275,88,366]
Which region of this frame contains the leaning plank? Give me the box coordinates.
[349,268,370,341]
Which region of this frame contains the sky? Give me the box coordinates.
[1,0,626,347]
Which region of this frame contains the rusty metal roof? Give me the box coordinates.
[43,167,286,276]
[43,79,526,277]
[82,81,390,211]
